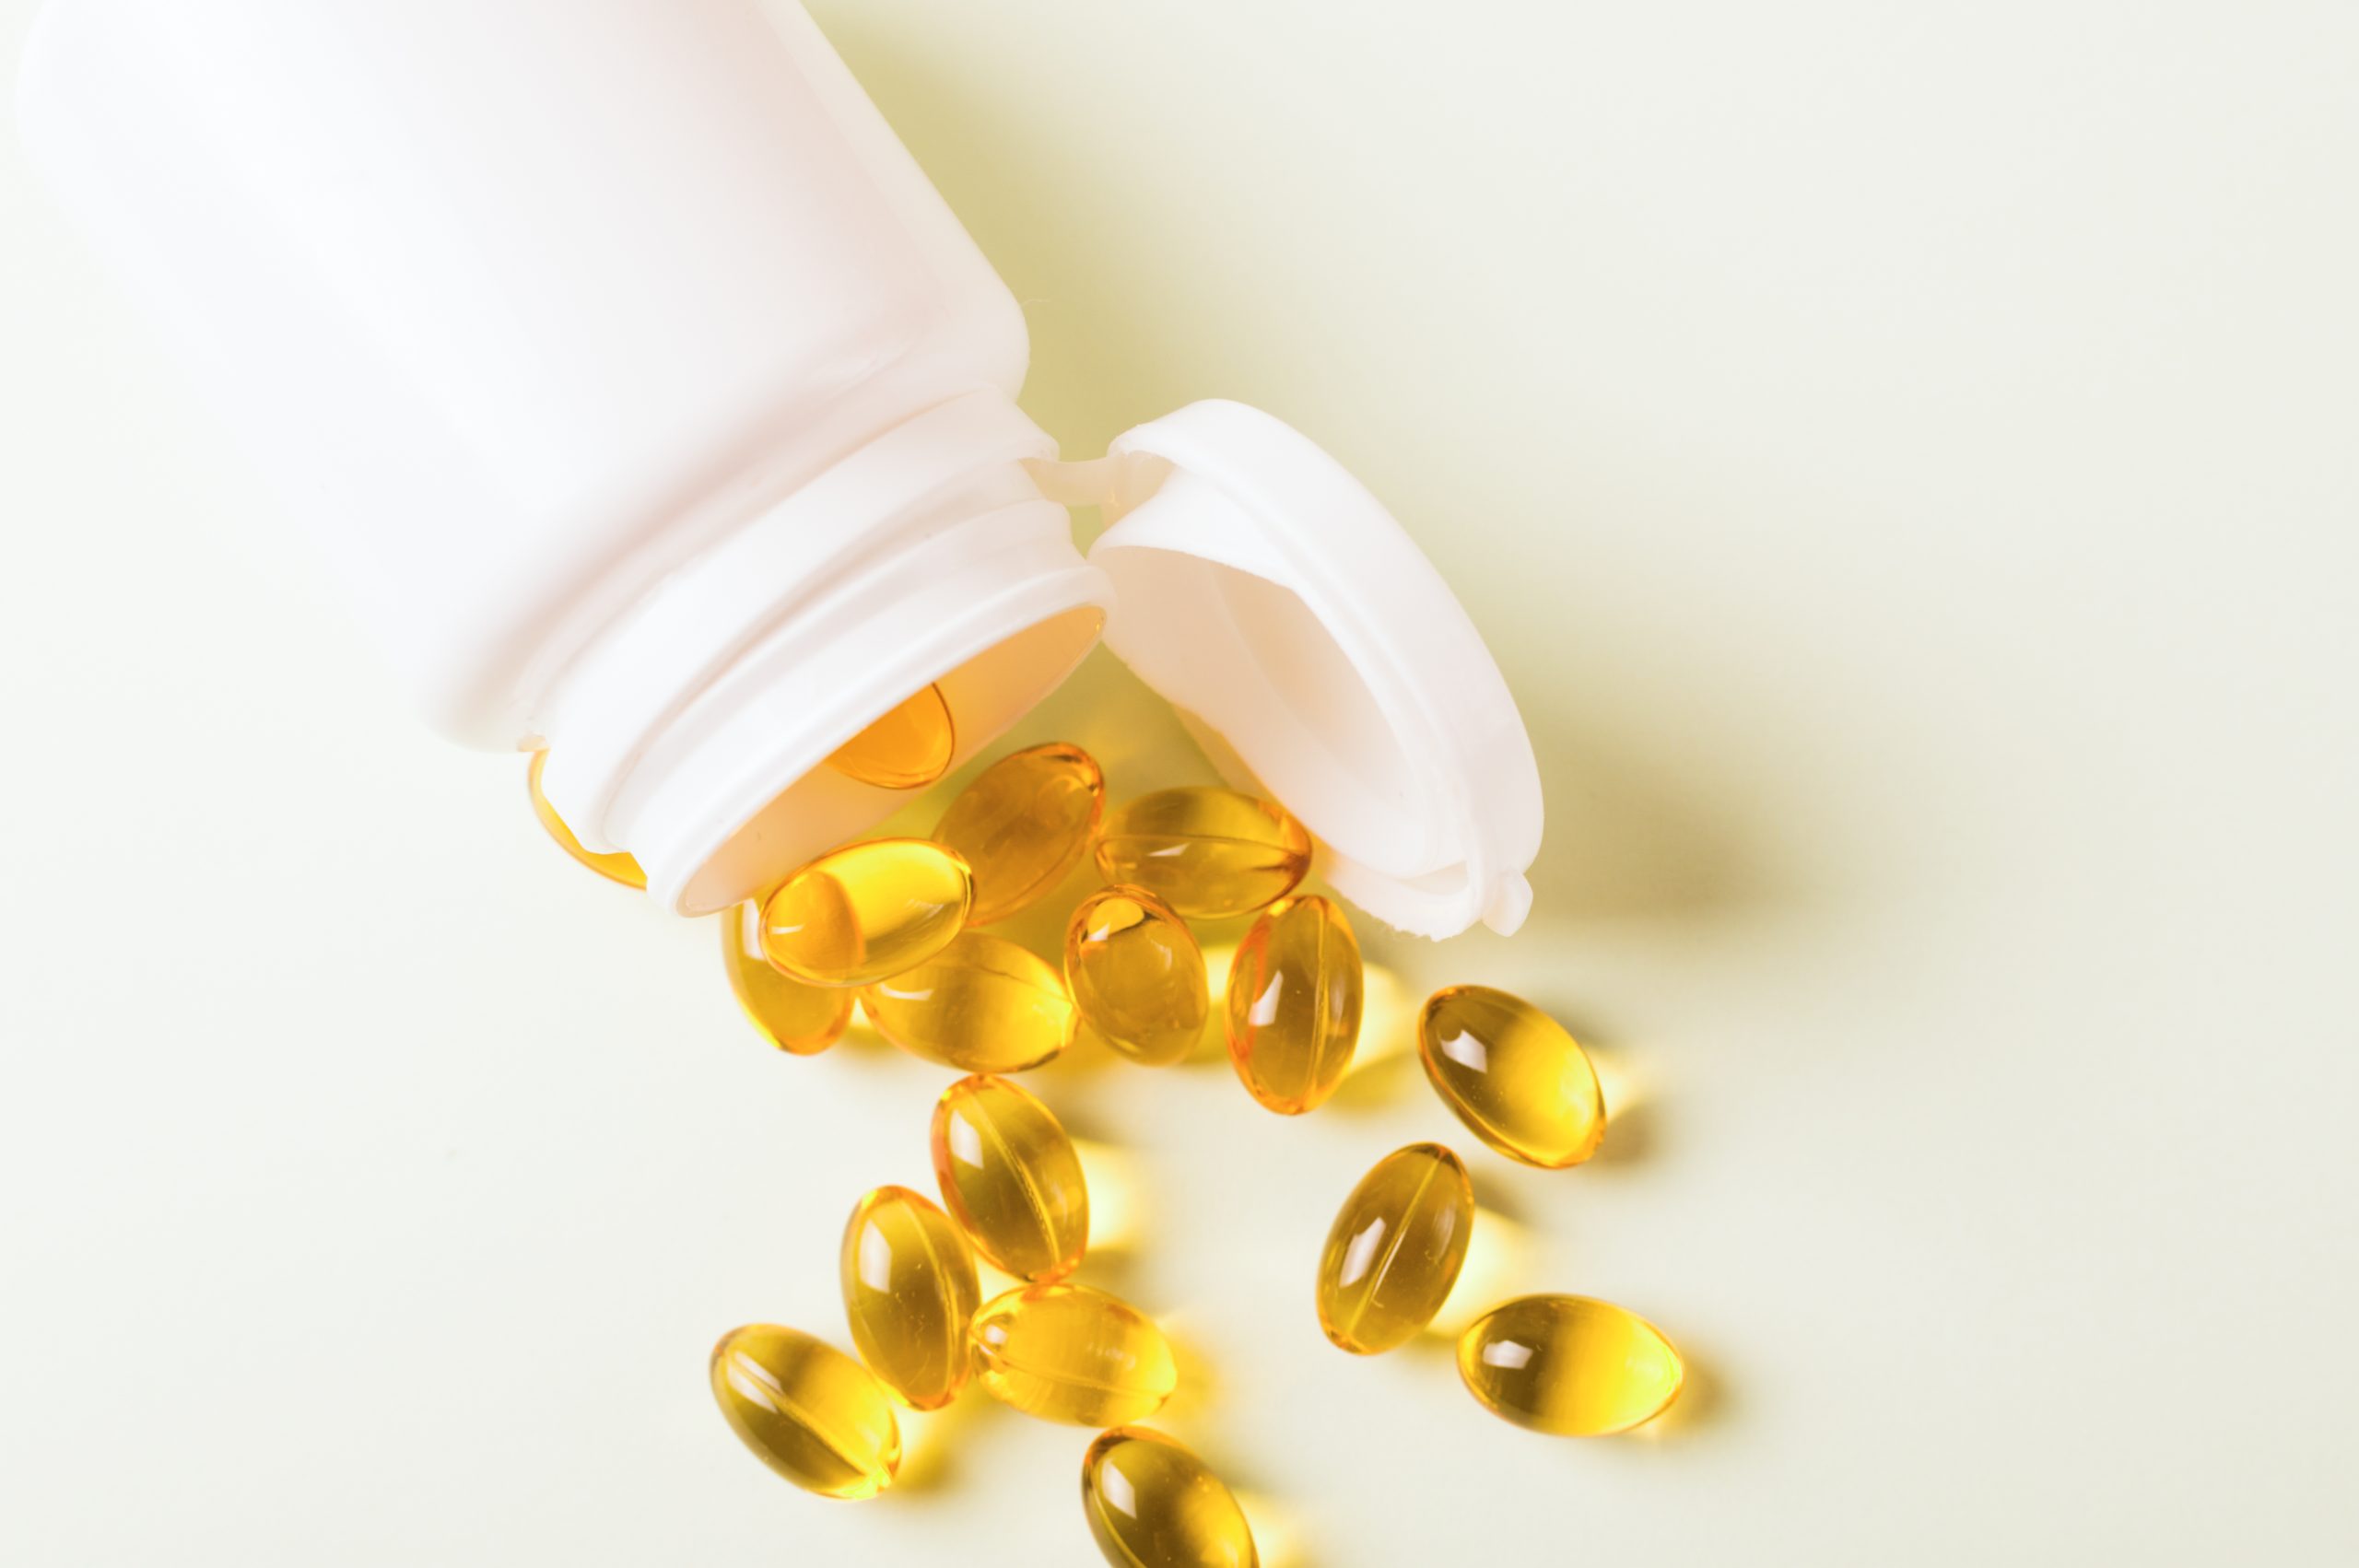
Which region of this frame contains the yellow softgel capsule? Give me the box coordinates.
[840,1186,981,1411]
[710,1324,902,1498]
[1416,985,1605,1168]
[1224,895,1363,1115]
[861,931,1075,1073]
[825,681,957,790]
[1064,886,1209,1066]
[969,1283,1178,1426]
[1456,1295,1683,1436]
[1316,1142,1473,1355]
[1082,1427,1260,1568]
[933,743,1105,924]
[720,899,851,1055]
[1092,787,1311,919]
[760,838,973,988]
[930,1073,1089,1281]
[525,750,645,888]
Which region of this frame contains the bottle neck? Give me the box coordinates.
[534,389,1111,914]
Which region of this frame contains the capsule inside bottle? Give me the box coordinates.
[1082,1427,1260,1568]
[862,931,1075,1073]
[525,750,645,888]
[824,681,957,790]
[930,1073,1090,1281]
[1065,886,1209,1066]
[1456,1294,1683,1436]
[710,1323,902,1498]
[1093,787,1311,919]
[969,1282,1177,1426]
[760,838,973,988]
[933,742,1104,924]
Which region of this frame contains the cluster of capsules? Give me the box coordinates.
[528,684,1683,1566]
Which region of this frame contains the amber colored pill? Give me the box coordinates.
[933,743,1105,924]
[1416,986,1605,1167]
[824,681,957,790]
[1093,787,1311,919]
[1225,895,1362,1115]
[840,1186,981,1410]
[710,1324,902,1498]
[861,931,1074,1073]
[525,751,645,888]
[1457,1294,1683,1436]
[720,899,852,1055]
[1065,886,1208,1066]
[930,1073,1089,1282]
[1316,1142,1473,1354]
[760,838,972,988]
[969,1283,1177,1426]
[1082,1427,1260,1568]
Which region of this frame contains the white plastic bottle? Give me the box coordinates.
[19,0,1543,939]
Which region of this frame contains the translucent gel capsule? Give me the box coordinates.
[969,1283,1177,1426]
[840,1186,981,1410]
[760,838,973,988]
[721,900,852,1054]
[825,682,957,790]
[931,1073,1089,1281]
[861,931,1075,1072]
[1082,1427,1260,1568]
[1225,895,1362,1115]
[1064,886,1209,1066]
[1417,985,1604,1168]
[710,1324,902,1498]
[525,751,645,888]
[1093,787,1311,919]
[933,743,1105,924]
[1456,1295,1683,1436]
[1316,1142,1473,1354]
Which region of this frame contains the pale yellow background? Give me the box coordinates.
[3,2,2354,1563]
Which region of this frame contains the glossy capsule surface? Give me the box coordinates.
[840,1186,980,1410]
[1417,986,1605,1167]
[526,751,645,888]
[1065,887,1208,1066]
[933,743,1104,924]
[861,931,1075,1072]
[1457,1295,1683,1436]
[1082,1428,1260,1568]
[1093,788,1311,919]
[970,1283,1177,1426]
[1316,1142,1473,1354]
[721,900,851,1054]
[1225,895,1362,1115]
[825,681,957,790]
[930,1074,1089,1281]
[760,838,972,988]
[710,1324,901,1498]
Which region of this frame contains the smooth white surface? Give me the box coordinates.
[2,1,2354,1563]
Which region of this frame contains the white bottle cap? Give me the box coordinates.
[1073,401,1543,939]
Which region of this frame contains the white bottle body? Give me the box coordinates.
[21,0,1110,909]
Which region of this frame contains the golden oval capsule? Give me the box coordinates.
[840,1186,981,1411]
[1225,895,1362,1115]
[1082,1427,1260,1568]
[760,838,972,988]
[933,743,1105,924]
[1457,1294,1683,1436]
[710,1324,902,1498]
[862,931,1074,1072]
[1416,985,1605,1167]
[720,899,851,1055]
[1316,1142,1473,1354]
[1093,787,1311,919]
[825,681,957,790]
[1064,886,1208,1066]
[969,1283,1177,1426]
[526,751,644,888]
[930,1073,1089,1281]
